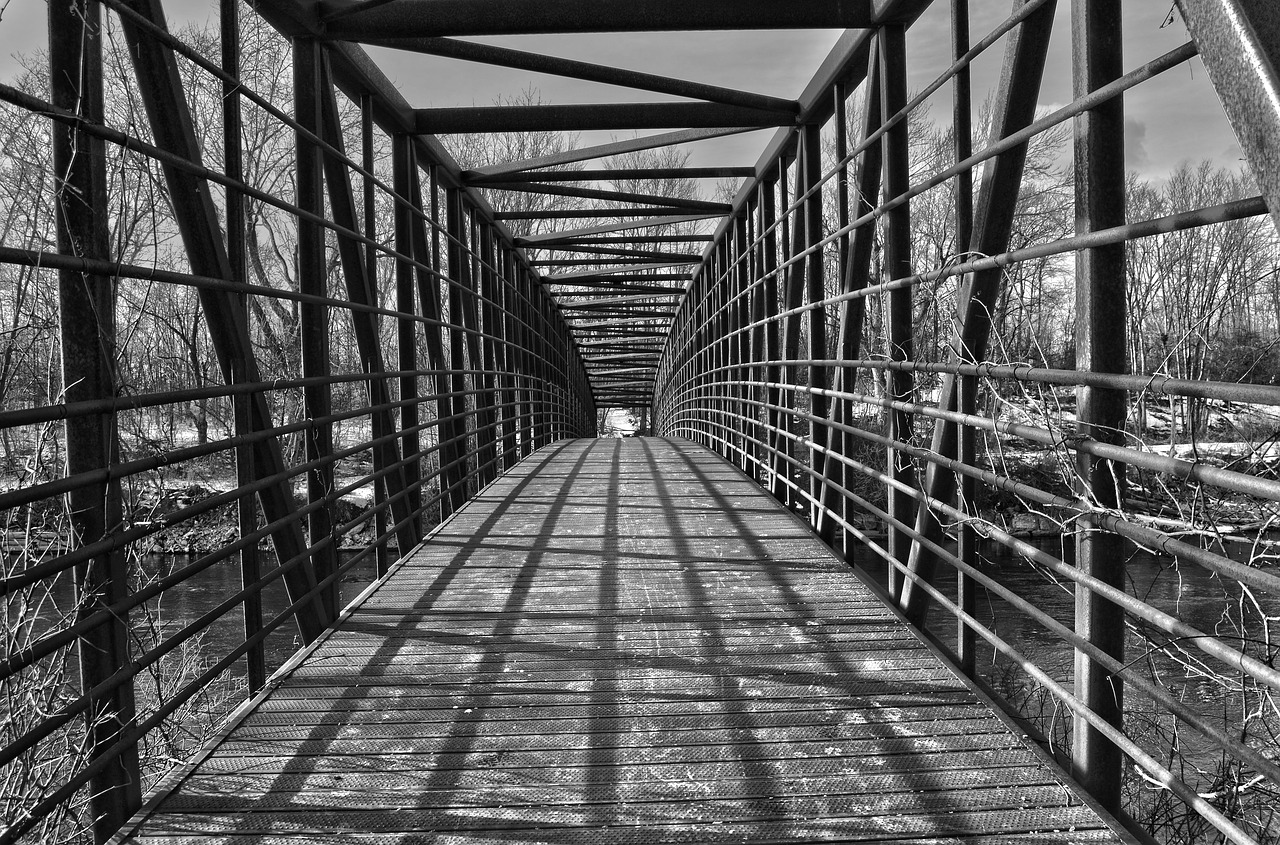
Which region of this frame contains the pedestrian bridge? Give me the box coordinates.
[115,438,1117,843]
[3,1,1280,844]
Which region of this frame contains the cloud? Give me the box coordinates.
[1125,117,1150,171]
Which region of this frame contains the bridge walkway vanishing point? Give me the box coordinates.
[116,438,1123,844]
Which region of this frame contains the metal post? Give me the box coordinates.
[294,37,338,621]
[747,198,767,476]
[761,177,783,499]
[881,24,916,598]
[953,0,978,677]
[479,227,503,478]
[802,123,828,531]
[392,136,424,530]
[734,215,752,472]
[498,251,519,467]
[49,1,142,835]
[778,150,809,512]
[362,94,390,576]
[222,0,266,690]
[514,270,533,457]
[1072,0,1127,812]
[445,188,474,507]
[466,224,499,483]
[819,83,851,549]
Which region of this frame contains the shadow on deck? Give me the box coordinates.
[117,438,1123,844]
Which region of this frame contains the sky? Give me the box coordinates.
[0,0,1243,181]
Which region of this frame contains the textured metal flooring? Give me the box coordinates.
[118,437,1119,844]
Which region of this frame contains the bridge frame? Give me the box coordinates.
[2,0,1280,843]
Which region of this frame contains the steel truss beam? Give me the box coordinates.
[1176,0,1280,234]
[899,0,1058,619]
[117,0,330,643]
[315,53,421,560]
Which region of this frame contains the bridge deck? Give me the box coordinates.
[120,438,1119,844]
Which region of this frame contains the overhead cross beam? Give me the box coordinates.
[466,127,754,178]
[471,167,754,184]
[516,214,720,245]
[415,103,793,133]
[478,181,728,211]
[323,0,878,37]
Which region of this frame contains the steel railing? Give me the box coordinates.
[0,0,593,841]
[653,2,1280,843]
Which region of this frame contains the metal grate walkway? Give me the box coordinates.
[117,438,1121,844]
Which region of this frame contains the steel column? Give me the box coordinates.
[445,190,474,507]
[952,0,978,677]
[760,177,784,499]
[49,1,142,836]
[880,24,916,598]
[295,38,339,621]
[476,225,502,482]
[1071,0,1127,813]
[222,0,266,690]
[361,93,391,575]
[801,123,829,531]
[392,136,425,528]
